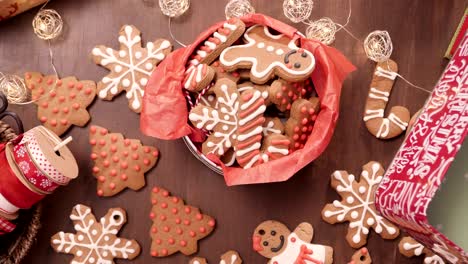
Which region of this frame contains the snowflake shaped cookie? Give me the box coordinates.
[50,204,141,264]
[92,25,172,113]
[321,161,399,248]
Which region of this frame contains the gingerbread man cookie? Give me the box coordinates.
[92,25,172,113]
[25,72,96,136]
[189,18,246,67]
[150,186,216,257]
[321,161,400,248]
[285,97,320,150]
[89,125,159,197]
[189,250,242,264]
[220,25,316,84]
[253,220,333,264]
[50,204,141,264]
[348,248,372,264]
[363,59,410,139]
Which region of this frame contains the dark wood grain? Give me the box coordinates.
[0,0,466,263]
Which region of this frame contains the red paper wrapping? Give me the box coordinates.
[141,14,355,185]
[375,35,468,263]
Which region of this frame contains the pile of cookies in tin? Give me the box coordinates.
[186,18,320,169]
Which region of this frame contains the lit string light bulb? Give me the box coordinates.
[159,0,190,17]
[225,0,255,19]
[363,30,393,63]
[283,0,314,23]
[32,9,63,40]
[0,73,29,104]
[306,17,337,45]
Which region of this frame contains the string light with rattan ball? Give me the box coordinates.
[225,0,255,19]
[0,73,29,104]
[306,17,337,45]
[283,0,314,23]
[159,0,190,17]
[32,9,63,40]
[364,30,393,63]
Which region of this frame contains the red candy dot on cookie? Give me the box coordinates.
[131,144,138,150]
[152,187,160,193]
[85,87,92,95]
[151,227,157,233]
[132,153,139,160]
[100,151,107,158]
[208,219,215,227]
[97,190,103,196]
[152,151,158,157]
[110,169,117,176]
[184,219,191,225]
[28,83,35,89]
[161,249,168,256]
[189,231,196,237]
[160,215,166,221]
[49,90,56,97]
[172,197,179,203]
[40,116,47,123]
[112,156,119,163]
[57,80,62,86]
[109,183,116,190]
[151,251,158,257]
[58,96,65,102]
[25,73,32,79]
[50,119,57,126]
[168,238,175,244]
[103,160,110,167]
[180,240,187,247]
[98,176,105,182]
[184,207,191,214]
[123,151,129,157]
[69,92,76,99]
[110,146,117,152]
[163,226,170,232]
[100,129,108,135]
[68,82,74,88]
[111,135,118,142]
[199,227,206,233]
[36,77,42,83]
[175,218,181,224]
[161,202,168,209]
[162,191,169,197]
[143,159,150,165]
[52,107,59,114]
[176,228,183,235]
[90,139,97,145]
[72,103,80,110]
[120,162,128,169]
[156,239,162,245]
[196,214,203,220]
[99,139,106,146]
[90,126,97,133]
[291,237,296,242]
[60,119,68,125]
[151,199,157,205]
[76,83,83,90]
[124,139,131,146]
[62,107,69,113]
[149,212,155,219]
[172,208,178,214]
[144,147,151,153]
[301,118,308,125]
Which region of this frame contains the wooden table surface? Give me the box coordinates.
[0,0,466,263]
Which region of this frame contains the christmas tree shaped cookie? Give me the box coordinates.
[51,204,141,264]
[89,125,159,197]
[149,186,216,257]
[25,72,96,136]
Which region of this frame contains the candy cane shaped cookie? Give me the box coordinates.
[183,64,216,92]
[235,89,267,168]
[363,60,410,139]
[188,18,246,67]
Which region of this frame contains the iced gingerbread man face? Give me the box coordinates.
[253,221,291,258]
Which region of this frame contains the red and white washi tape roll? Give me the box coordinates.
[12,143,60,193]
[20,127,78,185]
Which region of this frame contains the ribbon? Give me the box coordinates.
[0,145,44,209]
[0,216,16,234]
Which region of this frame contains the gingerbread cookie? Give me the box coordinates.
[235,88,267,168]
[92,25,172,113]
[399,236,446,264]
[220,25,315,84]
[150,186,216,257]
[25,72,96,136]
[189,78,239,158]
[211,61,241,83]
[263,117,284,136]
[363,59,410,139]
[349,248,372,264]
[260,134,290,163]
[89,125,159,197]
[253,220,333,264]
[285,97,320,150]
[321,161,400,248]
[51,204,141,264]
[269,79,304,112]
[184,64,216,92]
[189,18,246,67]
[189,251,242,264]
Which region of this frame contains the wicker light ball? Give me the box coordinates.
[32,9,63,40]
[225,0,255,19]
[306,17,337,45]
[0,73,29,104]
[159,0,190,17]
[283,0,313,23]
[364,30,393,62]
